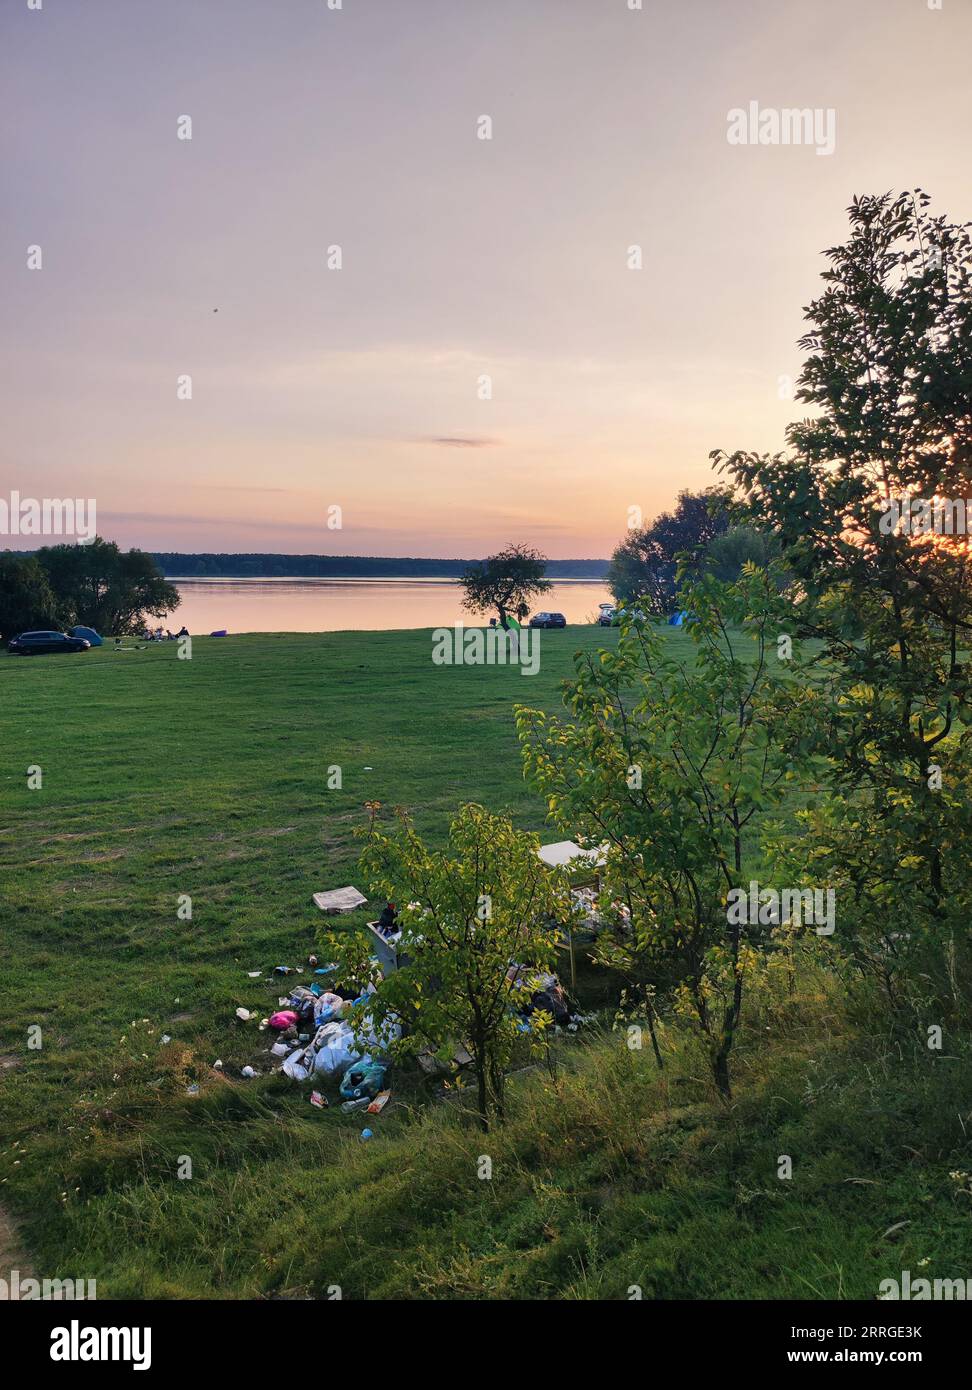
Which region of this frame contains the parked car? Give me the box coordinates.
[7,630,92,655]
[529,612,567,629]
[597,603,618,626]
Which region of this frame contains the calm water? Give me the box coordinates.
[166,577,613,635]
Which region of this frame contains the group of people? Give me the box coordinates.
[140,625,189,642]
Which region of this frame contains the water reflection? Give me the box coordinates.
[167,577,613,634]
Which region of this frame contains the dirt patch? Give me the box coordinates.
[0,1056,23,1073]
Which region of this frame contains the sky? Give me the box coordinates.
[2,0,971,559]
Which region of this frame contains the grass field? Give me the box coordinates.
[2,627,970,1299]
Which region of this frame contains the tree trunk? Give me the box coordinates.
[712,1045,732,1102]
[644,991,664,1070]
[475,1058,490,1133]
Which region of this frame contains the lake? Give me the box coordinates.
[166,577,613,634]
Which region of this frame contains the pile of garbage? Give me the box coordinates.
[266,976,399,1113]
[225,950,583,1116]
[507,965,578,1030]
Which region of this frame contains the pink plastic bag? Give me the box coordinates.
[268,1010,299,1031]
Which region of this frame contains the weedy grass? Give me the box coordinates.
[1,628,969,1298]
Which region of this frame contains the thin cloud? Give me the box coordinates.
[424,436,501,449]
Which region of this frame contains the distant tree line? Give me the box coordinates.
[150,553,610,580]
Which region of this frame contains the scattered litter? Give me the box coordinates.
[241,1066,257,1079]
[187,1084,199,1096]
[363,766,373,771]
[160,1034,172,1045]
[212,1060,223,1070]
[360,1128,373,1141]
[273,965,301,976]
[235,1007,254,1022]
[310,1091,328,1109]
[284,986,318,1022]
[340,1096,372,1113]
[308,955,318,967]
[367,1090,391,1115]
[247,971,261,978]
[270,1041,289,1058]
[313,991,344,1024]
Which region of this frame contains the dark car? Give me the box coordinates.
[529,612,567,629]
[8,630,92,655]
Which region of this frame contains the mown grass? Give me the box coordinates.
[1,627,970,1299]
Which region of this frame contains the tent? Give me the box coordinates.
[69,625,103,646]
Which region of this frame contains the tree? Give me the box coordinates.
[607,489,730,611]
[518,565,815,1099]
[713,190,972,1011]
[0,553,60,642]
[703,526,780,583]
[459,543,551,629]
[36,537,180,636]
[320,803,571,1131]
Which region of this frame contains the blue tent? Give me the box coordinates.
[668,611,686,627]
[70,625,103,646]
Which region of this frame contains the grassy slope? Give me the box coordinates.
[1,628,969,1299]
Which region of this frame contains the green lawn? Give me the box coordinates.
[1,626,970,1299]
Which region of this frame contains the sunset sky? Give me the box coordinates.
[2,0,971,558]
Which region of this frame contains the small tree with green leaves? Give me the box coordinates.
[518,565,816,1099]
[459,543,551,630]
[320,802,572,1131]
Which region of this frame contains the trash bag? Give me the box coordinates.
[313,991,344,1024]
[281,1047,314,1082]
[339,1061,387,1102]
[286,987,318,1021]
[312,1021,362,1078]
[356,1011,402,1052]
[269,1010,300,1031]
